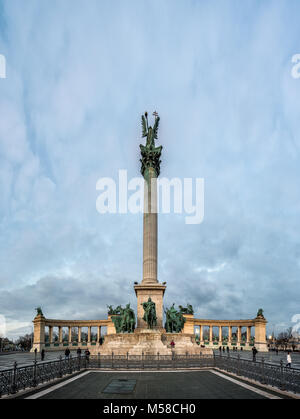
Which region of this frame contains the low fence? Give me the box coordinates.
[0,353,299,397]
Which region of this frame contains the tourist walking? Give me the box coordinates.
[286,352,292,368]
[226,346,229,354]
[252,346,258,362]
[65,347,70,359]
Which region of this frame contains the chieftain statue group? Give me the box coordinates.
[108,299,194,334]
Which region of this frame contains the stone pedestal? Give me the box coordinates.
[90,329,213,356]
[254,316,268,351]
[182,314,195,334]
[107,315,116,335]
[134,283,166,329]
[30,314,45,352]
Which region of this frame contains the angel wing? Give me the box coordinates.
[152,116,160,140]
[141,115,147,137]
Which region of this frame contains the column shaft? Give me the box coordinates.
[58,326,63,344]
[219,326,222,343]
[200,325,203,343]
[209,326,213,344]
[49,326,53,343]
[142,168,158,284]
[237,326,241,345]
[228,326,232,344]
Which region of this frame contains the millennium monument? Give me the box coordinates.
[31,113,268,354]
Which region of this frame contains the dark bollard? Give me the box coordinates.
[11,361,18,394]
[32,359,37,387]
[261,357,265,384]
[77,353,81,371]
[237,354,241,376]
[59,355,63,378]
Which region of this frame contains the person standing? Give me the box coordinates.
[65,347,70,359]
[85,349,90,364]
[286,352,292,368]
[170,340,175,349]
[77,347,82,357]
[41,349,45,361]
[252,346,258,362]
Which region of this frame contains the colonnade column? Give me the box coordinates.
[209,326,213,344]
[247,326,251,345]
[219,326,222,344]
[68,326,72,343]
[228,326,232,344]
[88,327,91,343]
[97,326,101,342]
[200,326,203,344]
[49,326,53,343]
[237,326,241,346]
[78,327,81,343]
[58,326,62,344]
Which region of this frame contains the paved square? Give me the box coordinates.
[26,370,282,399]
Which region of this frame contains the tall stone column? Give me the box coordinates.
[97,326,101,342]
[68,326,72,343]
[78,327,82,343]
[143,167,158,284]
[134,112,166,330]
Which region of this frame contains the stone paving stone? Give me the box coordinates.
[103,379,136,394]
[37,371,269,399]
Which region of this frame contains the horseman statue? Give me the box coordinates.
[110,304,136,333]
[165,304,186,333]
[141,297,157,329]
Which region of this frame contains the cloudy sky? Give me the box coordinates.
[0,0,300,339]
